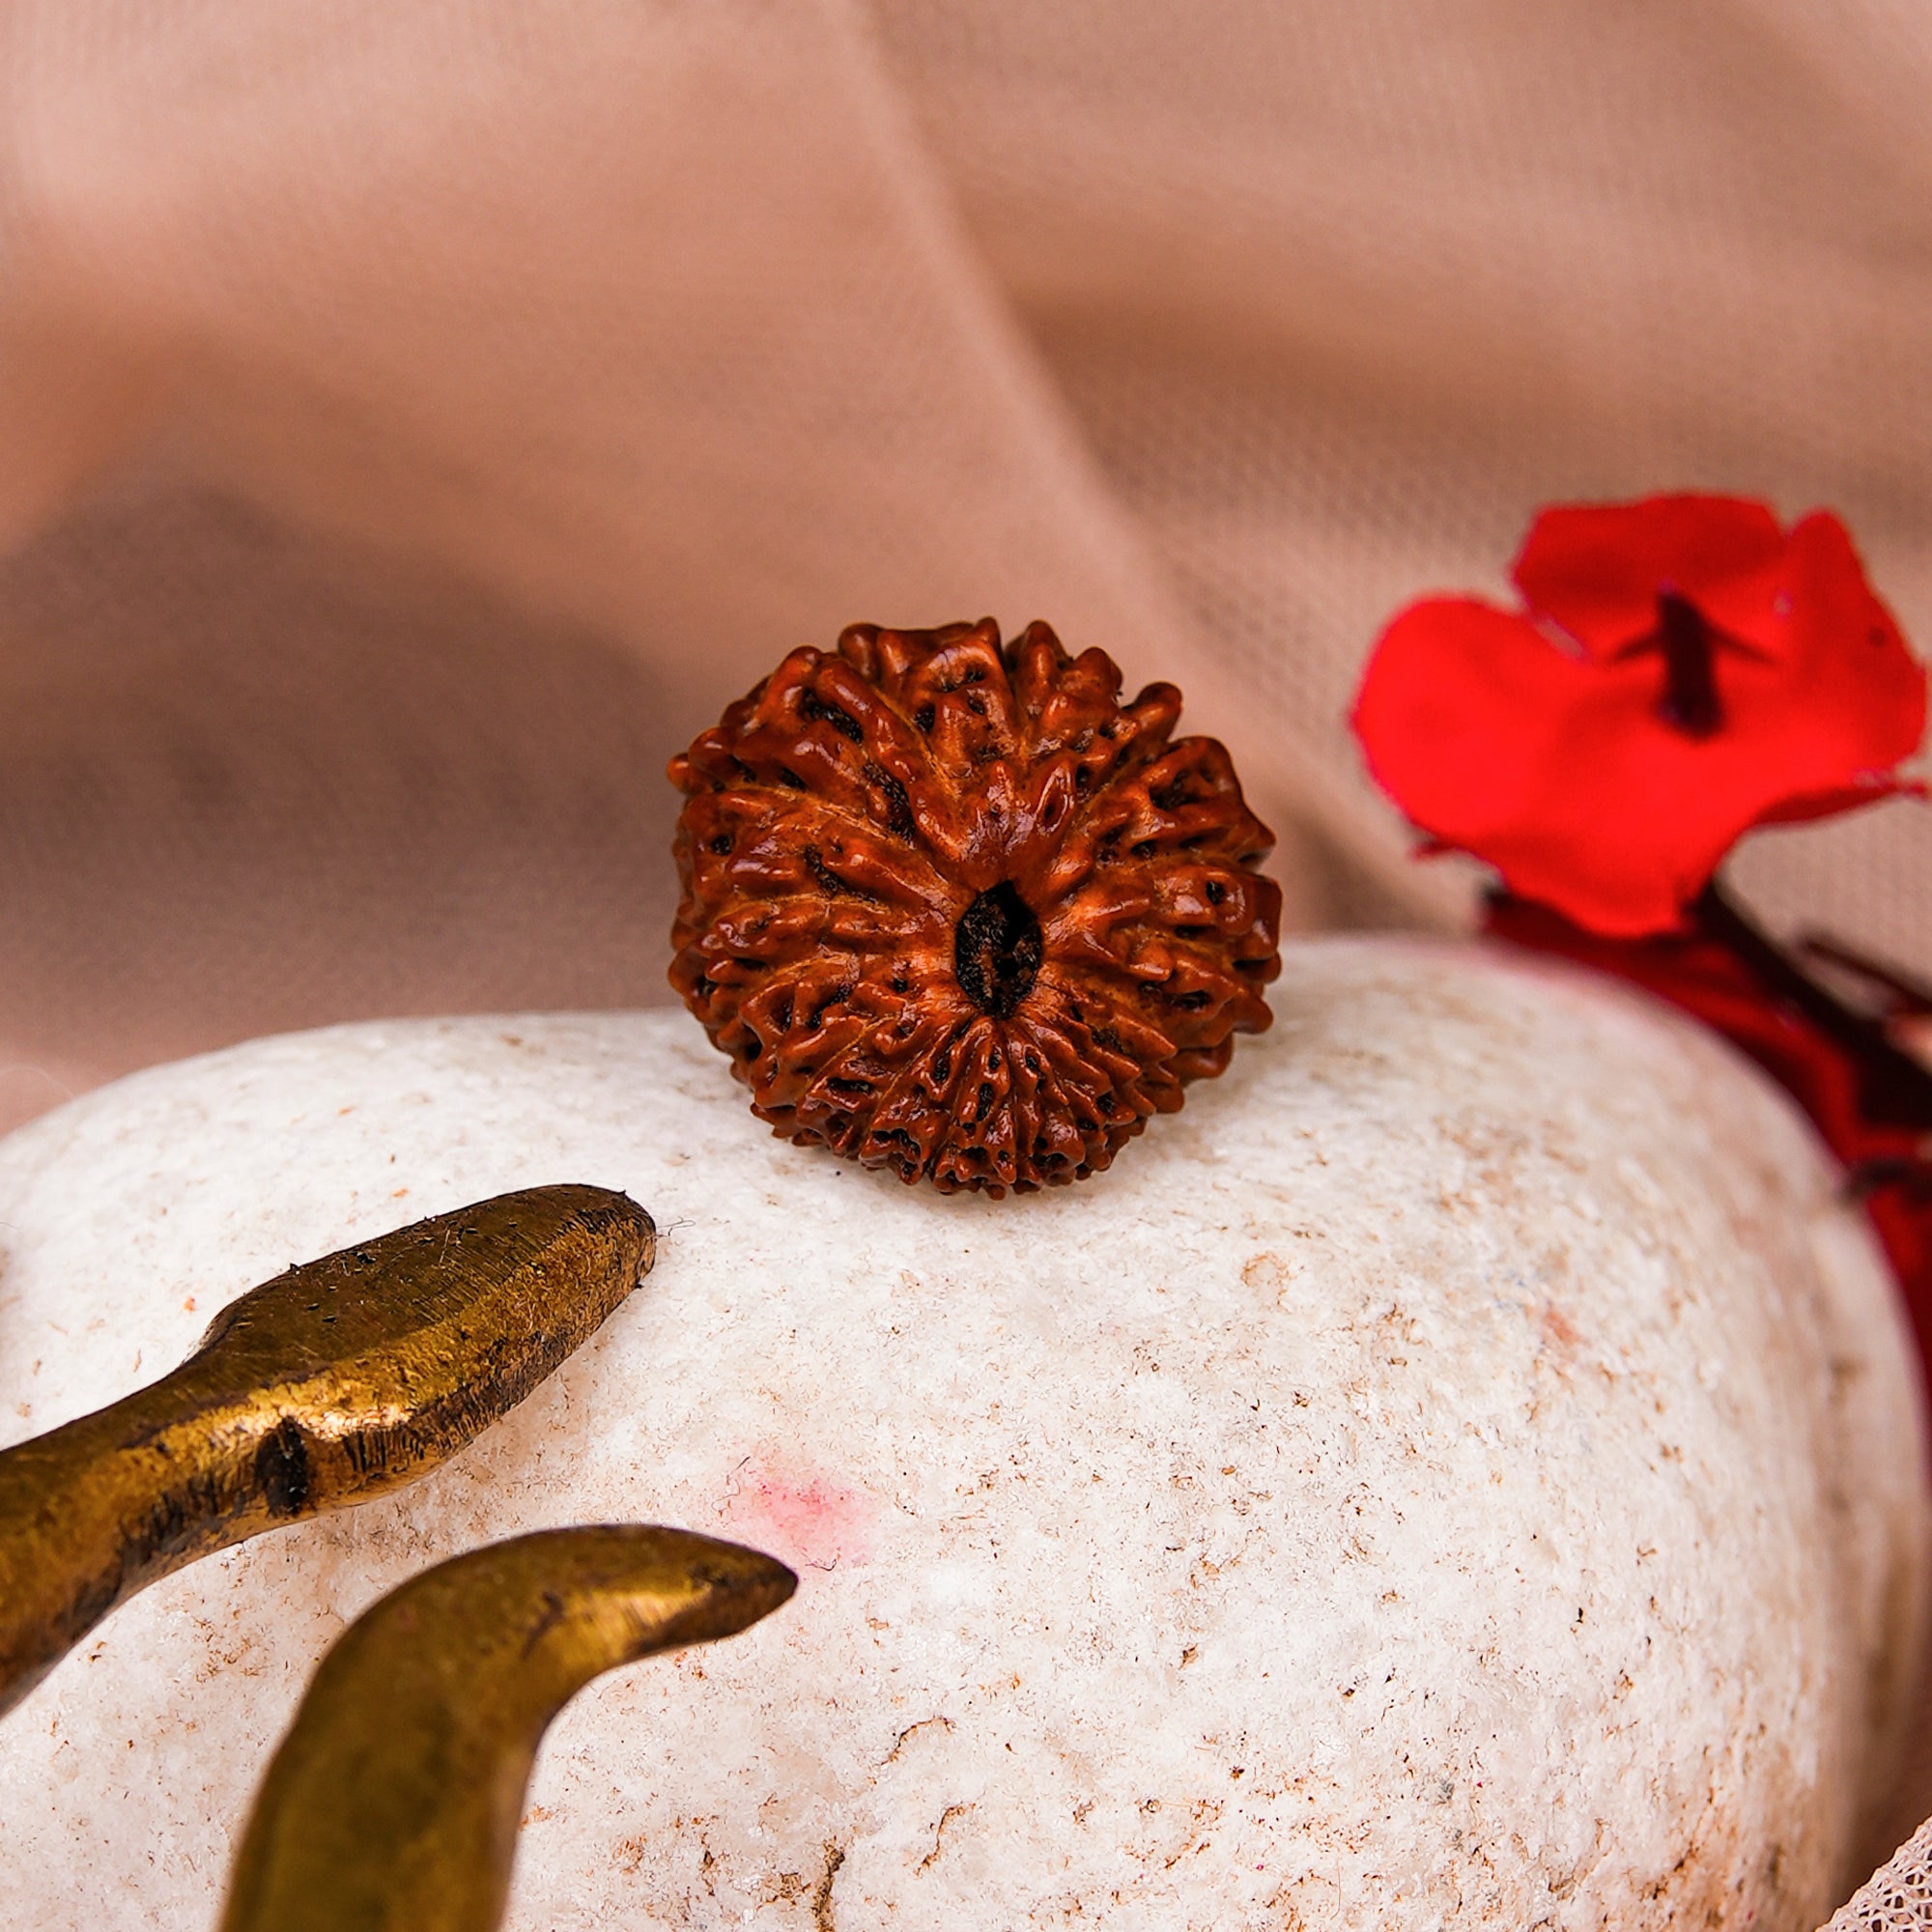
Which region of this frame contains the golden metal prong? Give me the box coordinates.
[0,1183,654,1718]
[220,1525,795,1932]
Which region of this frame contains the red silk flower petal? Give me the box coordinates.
[1770,510,1928,778]
[1681,514,1928,840]
[1755,779,1925,828]
[1352,505,1930,937]
[1512,495,1785,660]
[1350,597,1588,850]
[1353,599,1704,932]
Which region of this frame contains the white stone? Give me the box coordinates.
[0,939,1924,1930]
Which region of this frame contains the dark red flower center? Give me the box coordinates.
[1646,589,1724,739]
[954,881,1043,1018]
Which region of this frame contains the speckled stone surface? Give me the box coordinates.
[0,939,1923,1930]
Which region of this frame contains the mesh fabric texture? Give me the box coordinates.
[1832,1820,1932,1932]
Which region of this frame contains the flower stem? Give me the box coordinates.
[1695,879,1932,1126]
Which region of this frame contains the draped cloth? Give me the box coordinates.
[4,1,1932,1913]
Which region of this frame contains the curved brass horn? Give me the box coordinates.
[0,1183,654,1717]
[220,1525,796,1932]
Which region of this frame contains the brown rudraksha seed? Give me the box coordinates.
[668,618,1283,1196]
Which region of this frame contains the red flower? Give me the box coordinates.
[1351,494,1926,936]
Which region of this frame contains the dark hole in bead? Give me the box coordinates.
[708,832,733,855]
[1205,879,1227,905]
[953,882,1043,1019]
[913,703,936,732]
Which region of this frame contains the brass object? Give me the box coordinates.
[0,1183,654,1718]
[221,1525,796,1932]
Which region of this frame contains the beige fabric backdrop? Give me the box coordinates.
[9,0,1932,1128]
[7,0,1932,1907]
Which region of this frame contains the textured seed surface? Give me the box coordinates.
[668,618,1281,1194]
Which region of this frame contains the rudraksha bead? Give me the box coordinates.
[669,619,1282,1195]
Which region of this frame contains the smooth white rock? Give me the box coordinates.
[0,939,1924,1930]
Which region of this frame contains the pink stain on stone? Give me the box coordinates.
[720,1454,871,1575]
